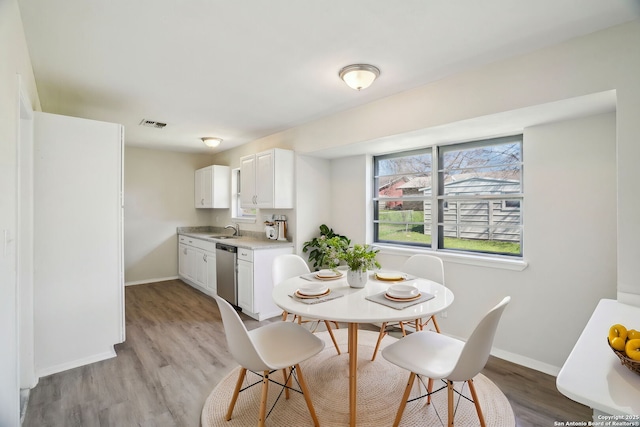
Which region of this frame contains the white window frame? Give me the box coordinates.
[373,135,523,259]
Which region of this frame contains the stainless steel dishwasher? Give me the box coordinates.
[216,243,238,308]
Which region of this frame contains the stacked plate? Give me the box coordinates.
[295,282,330,299]
[384,283,421,302]
[315,270,343,281]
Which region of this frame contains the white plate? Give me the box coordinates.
[387,283,419,298]
[298,283,329,296]
[316,269,343,279]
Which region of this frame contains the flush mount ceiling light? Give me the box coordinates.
[339,64,380,91]
[202,137,222,148]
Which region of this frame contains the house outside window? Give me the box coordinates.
[373,135,523,257]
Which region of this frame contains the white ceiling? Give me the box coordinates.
[18,0,640,154]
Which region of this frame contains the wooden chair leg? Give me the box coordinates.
[281,310,288,322]
[258,371,269,427]
[393,372,416,427]
[324,320,341,355]
[399,321,407,336]
[295,364,320,427]
[371,322,388,361]
[226,367,247,420]
[282,368,290,399]
[431,315,441,333]
[427,377,433,404]
[447,380,454,427]
[468,378,486,427]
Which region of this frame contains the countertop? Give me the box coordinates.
[177,226,294,250]
[556,298,640,417]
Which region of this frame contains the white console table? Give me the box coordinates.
[557,299,640,420]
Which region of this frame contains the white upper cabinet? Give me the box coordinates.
[195,165,230,208]
[240,148,294,209]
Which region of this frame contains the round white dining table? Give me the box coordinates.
[272,271,454,427]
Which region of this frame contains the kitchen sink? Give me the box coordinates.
[210,235,237,239]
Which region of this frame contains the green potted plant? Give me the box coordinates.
[302,224,350,271]
[340,244,381,288]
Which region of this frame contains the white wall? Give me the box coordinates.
[294,155,332,252]
[209,20,638,373]
[0,0,41,424]
[373,113,617,372]
[123,147,216,284]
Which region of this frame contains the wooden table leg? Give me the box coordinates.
[348,322,358,427]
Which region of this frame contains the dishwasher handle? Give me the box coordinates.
[215,243,237,253]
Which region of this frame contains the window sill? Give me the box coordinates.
[372,243,528,271]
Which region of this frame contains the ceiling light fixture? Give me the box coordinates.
[202,137,222,148]
[339,64,380,91]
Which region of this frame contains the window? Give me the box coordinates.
[373,135,523,257]
[231,168,256,221]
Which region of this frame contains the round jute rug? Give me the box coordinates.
[202,329,515,427]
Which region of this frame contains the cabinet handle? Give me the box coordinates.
[203,254,207,262]
[201,198,204,205]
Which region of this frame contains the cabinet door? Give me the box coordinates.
[240,155,256,207]
[195,168,204,208]
[178,244,189,277]
[195,167,213,208]
[237,259,254,313]
[201,167,213,207]
[255,150,274,207]
[195,248,208,286]
[205,250,217,293]
[179,243,197,279]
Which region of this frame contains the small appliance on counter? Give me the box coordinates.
[265,225,278,240]
[264,215,288,241]
[275,215,288,241]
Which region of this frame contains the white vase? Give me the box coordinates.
[347,269,368,288]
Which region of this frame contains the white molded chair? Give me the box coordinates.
[381,296,511,427]
[272,254,341,355]
[371,254,445,361]
[213,294,325,427]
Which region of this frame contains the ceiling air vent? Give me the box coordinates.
[139,119,167,129]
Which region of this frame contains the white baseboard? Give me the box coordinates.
[36,348,117,378]
[125,276,179,286]
[490,347,560,376]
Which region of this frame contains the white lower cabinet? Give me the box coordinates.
[178,236,217,296]
[236,246,294,321]
[178,235,293,320]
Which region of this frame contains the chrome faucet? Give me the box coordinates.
[225,223,240,236]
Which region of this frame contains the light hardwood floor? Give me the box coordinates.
[23,279,591,426]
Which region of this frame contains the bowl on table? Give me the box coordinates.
[386,283,419,299]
